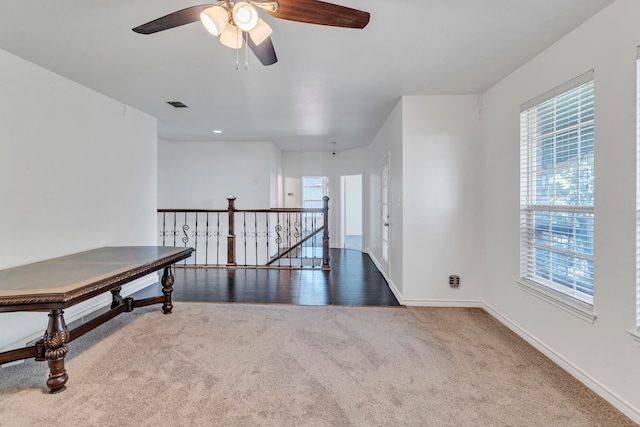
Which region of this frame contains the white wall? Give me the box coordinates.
[158,140,280,209]
[282,148,369,248]
[481,0,640,420]
[270,143,283,208]
[401,96,484,305]
[344,175,363,236]
[0,48,158,351]
[367,100,403,295]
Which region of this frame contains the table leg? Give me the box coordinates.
[43,309,69,393]
[110,286,123,309]
[161,266,174,314]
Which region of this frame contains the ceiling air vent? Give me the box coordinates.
[167,101,189,108]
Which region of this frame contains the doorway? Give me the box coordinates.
[340,174,362,251]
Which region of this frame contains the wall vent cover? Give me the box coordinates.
[167,101,189,108]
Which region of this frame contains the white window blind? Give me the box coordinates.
[520,71,595,305]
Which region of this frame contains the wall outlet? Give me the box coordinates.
[449,275,460,288]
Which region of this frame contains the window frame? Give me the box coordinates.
[632,50,640,345]
[518,71,597,323]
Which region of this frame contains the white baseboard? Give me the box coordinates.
[482,302,640,425]
[362,249,403,305]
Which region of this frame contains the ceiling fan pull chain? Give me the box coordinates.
[235,25,240,70]
[235,42,240,69]
[245,32,249,70]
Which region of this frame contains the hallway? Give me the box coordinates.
[136,249,400,306]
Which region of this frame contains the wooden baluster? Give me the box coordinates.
[161,212,166,246]
[266,212,270,266]
[227,196,236,266]
[217,212,221,266]
[322,196,330,270]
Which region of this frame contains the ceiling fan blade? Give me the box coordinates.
[248,36,278,66]
[132,5,214,34]
[265,0,369,29]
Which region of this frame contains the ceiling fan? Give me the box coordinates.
[132,0,370,66]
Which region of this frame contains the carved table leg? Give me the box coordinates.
[161,266,174,314]
[43,309,70,394]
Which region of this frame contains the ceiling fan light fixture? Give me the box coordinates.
[249,18,272,46]
[232,2,259,32]
[220,24,243,49]
[200,6,228,36]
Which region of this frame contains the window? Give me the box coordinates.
[520,71,595,306]
[301,176,327,250]
[302,176,327,209]
[636,50,640,337]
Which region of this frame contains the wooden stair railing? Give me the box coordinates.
[265,226,324,266]
[157,196,330,270]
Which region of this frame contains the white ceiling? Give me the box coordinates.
[0,0,613,152]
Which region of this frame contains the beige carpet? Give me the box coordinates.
[0,304,636,427]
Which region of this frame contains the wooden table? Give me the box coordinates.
[0,246,194,393]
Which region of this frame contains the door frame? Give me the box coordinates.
[380,153,390,267]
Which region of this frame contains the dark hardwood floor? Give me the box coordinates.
[134,249,400,306]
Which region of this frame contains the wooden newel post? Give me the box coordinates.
[322,196,330,270]
[227,196,236,266]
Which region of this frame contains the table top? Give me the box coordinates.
[0,246,194,311]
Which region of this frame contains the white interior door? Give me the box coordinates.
[380,155,390,264]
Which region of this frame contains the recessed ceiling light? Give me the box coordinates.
[213,130,222,134]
